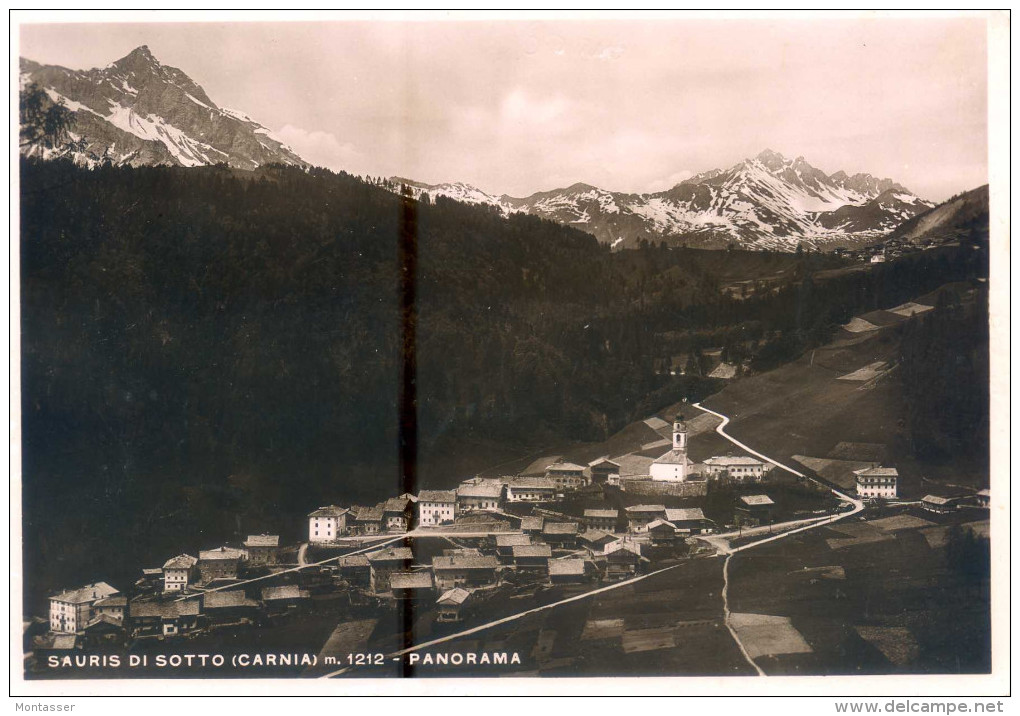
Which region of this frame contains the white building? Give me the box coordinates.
[704,455,769,480]
[506,477,558,502]
[162,553,198,592]
[650,414,692,482]
[49,582,119,634]
[854,466,898,499]
[544,463,586,490]
[307,505,349,543]
[456,482,506,512]
[417,490,458,526]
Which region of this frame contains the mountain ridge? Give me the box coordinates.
[393,149,933,252]
[19,45,307,170]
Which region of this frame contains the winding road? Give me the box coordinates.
[319,403,864,678]
[692,402,864,676]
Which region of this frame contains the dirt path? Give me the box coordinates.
[692,402,864,675]
[319,404,863,679]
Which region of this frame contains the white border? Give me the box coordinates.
[7,9,1011,700]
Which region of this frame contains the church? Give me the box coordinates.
[650,414,693,482]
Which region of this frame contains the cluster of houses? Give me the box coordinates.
[35,532,299,654]
[307,415,774,544]
[834,237,938,264]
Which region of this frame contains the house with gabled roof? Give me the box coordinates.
[704,454,769,481]
[456,482,507,512]
[92,595,128,624]
[390,571,435,601]
[350,505,385,535]
[382,496,414,532]
[604,540,643,580]
[512,544,552,573]
[161,554,198,593]
[921,494,957,515]
[736,494,775,526]
[243,534,281,565]
[431,554,500,591]
[417,490,457,527]
[336,553,371,589]
[854,466,898,499]
[665,507,714,534]
[130,599,202,637]
[579,529,618,554]
[366,546,414,592]
[548,558,588,584]
[541,521,581,548]
[261,585,309,612]
[589,458,621,485]
[494,533,532,562]
[625,504,667,533]
[544,462,586,490]
[307,505,349,543]
[436,587,475,622]
[197,546,247,583]
[49,582,119,634]
[203,590,259,623]
[583,508,619,532]
[506,477,558,503]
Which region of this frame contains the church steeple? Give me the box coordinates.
[673,413,688,451]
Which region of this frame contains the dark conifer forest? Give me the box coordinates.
[19,159,987,607]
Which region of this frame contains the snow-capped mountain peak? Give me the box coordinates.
[391,151,933,252]
[20,46,307,170]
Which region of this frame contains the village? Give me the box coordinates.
[26,405,987,677]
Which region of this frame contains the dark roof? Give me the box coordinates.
[366,547,414,562]
[509,477,557,490]
[548,559,586,576]
[436,587,473,605]
[307,505,349,518]
[653,450,691,466]
[432,555,499,570]
[130,600,200,618]
[354,505,385,522]
[163,554,198,570]
[853,467,899,477]
[83,614,124,631]
[337,554,370,568]
[705,455,768,467]
[543,522,580,535]
[390,572,434,589]
[418,489,457,503]
[261,585,309,601]
[546,462,585,473]
[495,534,532,547]
[204,590,258,609]
[520,516,545,530]
[456,483,505,499]
[590,458,621,470]
[382,497,412,513]
[579,529,616,544]
[665,508,706,522]
[199,546,246,561]
[51,582,119,605]
[93,595,128,608]
[244,534,280,548]
[625,504,667,514]
[512,544,552,558]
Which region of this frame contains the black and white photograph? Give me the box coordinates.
[10,9,1009,702]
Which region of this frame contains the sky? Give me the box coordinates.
[19,15,990,202]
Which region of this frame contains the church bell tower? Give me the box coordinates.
[673,413,688,452]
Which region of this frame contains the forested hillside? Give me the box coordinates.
[19,159,985,605]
